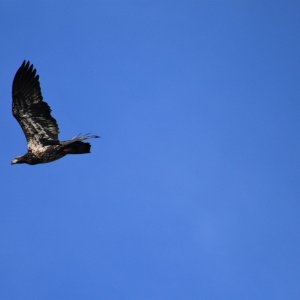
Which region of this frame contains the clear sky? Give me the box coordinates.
[0,0,299,299]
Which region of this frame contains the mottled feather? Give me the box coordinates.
[12,60,59,151]
[11,61,99,165]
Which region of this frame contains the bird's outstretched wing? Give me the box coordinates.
[61,134,99,146]
[12,61,60,151]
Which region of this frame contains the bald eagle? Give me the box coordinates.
[11,61,99,165]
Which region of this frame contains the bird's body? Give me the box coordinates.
[12,137,94,165]
[11,61,98,165]
[13,145,65,165]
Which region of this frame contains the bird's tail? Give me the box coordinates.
[61,134,99,154]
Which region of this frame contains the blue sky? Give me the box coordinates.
[0,0,299,299]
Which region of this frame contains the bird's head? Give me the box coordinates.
[11,156,26,165]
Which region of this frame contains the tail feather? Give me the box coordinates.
[62,141,91,154]
[61,134,99,155]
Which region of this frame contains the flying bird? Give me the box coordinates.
[11,60,99,165]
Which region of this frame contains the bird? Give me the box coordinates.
[11,60,99,165]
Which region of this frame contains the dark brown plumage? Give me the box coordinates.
[11,60,99,165]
